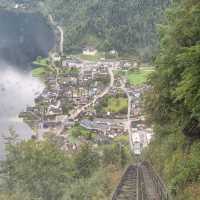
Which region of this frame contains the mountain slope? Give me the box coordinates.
[143,0,200,199]
[41,0,170,60]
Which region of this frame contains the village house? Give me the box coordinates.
[34,95,50,104]
[43,120,62,129]
[47,106,63,116]
[82,47,98,56]
[109,49,118,55]
[80,119,126,139]
[94,135,111,145]
[98,65,107,72]
[88,87,98,97]
[61,90,73,100]
[59,77,78,86]
[83,70,93,80]
[14,3,27,9]
[119,61,132,70]
[93,72,109,80]
[26,106,40,113]
[51,53,61,62]
[62,59,83,68]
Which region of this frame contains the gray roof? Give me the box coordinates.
[80,119,108,131]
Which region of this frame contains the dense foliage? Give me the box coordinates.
[143,0,200,199]
[0,131,132,200]
[40,0,170,60]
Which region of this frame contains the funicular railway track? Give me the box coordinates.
[112,162,171,200]
[114,81,171,200]
[112,165,139,200]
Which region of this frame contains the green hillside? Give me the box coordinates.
[143,0,200,199]
[41,0,170,60]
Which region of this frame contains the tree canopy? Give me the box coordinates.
[0,132,131,200]
[41,0,170,60]
[143,0,200,198]
[145,0,200,135]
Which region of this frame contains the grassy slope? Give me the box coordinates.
[33,58,48,66]
[104,97,128,114]
[78,52,105,61]
[127,71,151,85]
[116,66,154,86]
[32,58,49,77]
[126,67,154,86]
[32,67,47,77]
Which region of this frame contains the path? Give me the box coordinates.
[58,67,114,134]
[112,165,138,200]
[49,15,64,55]
[57,26,64,55]
[120,79,134,151]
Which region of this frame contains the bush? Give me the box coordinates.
[73,145,100,178]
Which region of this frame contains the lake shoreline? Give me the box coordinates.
[0,9,55,158]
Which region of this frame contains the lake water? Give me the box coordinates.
[0,10,55,158]
[0,10,55,67]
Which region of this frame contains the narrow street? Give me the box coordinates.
[120,79,134,151]
[69,67,114,120]
[58,67,114,135]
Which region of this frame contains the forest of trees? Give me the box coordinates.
[143,0,200,199]
[40,0,170,60]
[0,131,132,200]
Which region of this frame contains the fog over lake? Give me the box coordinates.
[0,10,55,158]
[0,64,44,158]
